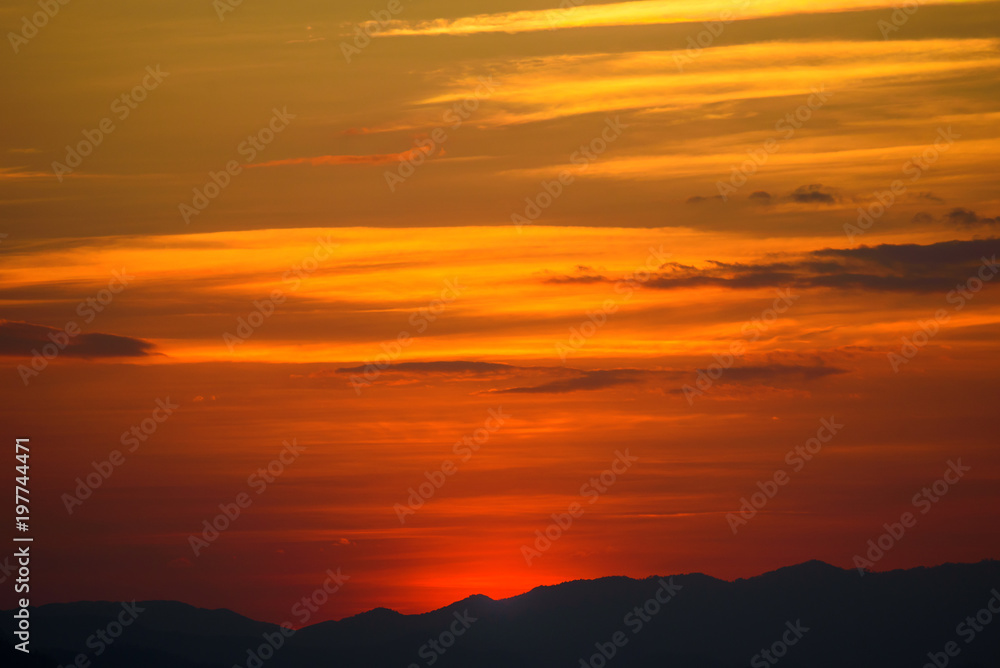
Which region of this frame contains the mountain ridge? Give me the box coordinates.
[5,559,999,667]
[11,559,998,625]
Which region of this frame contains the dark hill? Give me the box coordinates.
[4,560,999,667]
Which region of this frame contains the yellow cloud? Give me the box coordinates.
[419,39,1000,127]
[378,0,992,36]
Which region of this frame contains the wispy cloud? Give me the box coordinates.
[252,147,432,168]
[420,39,998,130]
[375,0,982,37]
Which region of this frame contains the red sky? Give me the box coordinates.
[1,0,999,624]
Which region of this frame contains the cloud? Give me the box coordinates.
[685,185,833,207]
[0,320,156,358]
[332,360,519,376]
[788,184,837,205]
[375,0,948,37]
[812,238,998,268]
[539,238,1000,293]
[422,38,999,132]
[252,146,432,169]
[944,208,998,228]
[493,363,847,394]
[686,195,724,204]
[0,166,56,180]
[485,369,642,394]
[484,363,846,394]
[302,355,853,395]
[307,360,587,390]
[707,363,847,382]
[318,360,585,392]
[538,266,608,284]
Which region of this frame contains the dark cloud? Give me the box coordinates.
[485,369,641,394]
[685,195,725,204]
[333,360,519,376]
[0,320,155,358]
[944,208,998,228]
[912,212,935,224]
[788,184,837,204]
[320,359,849,395]
[812,238,998,268]
[539,238,999,294]
[646,272,797,290]
[686,185,835,207]
[542,274,607,285]
[801,273,957,291]
[661,261,700,273]
[538,265,614,285]
[721,364,847,381]
[484,364,847,394]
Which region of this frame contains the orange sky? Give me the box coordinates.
[1,0,999,624]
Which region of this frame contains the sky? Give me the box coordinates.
[1,0,999,625]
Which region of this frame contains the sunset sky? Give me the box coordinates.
[2,0,999,625]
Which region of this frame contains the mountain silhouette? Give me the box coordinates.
[4,560,999,667]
